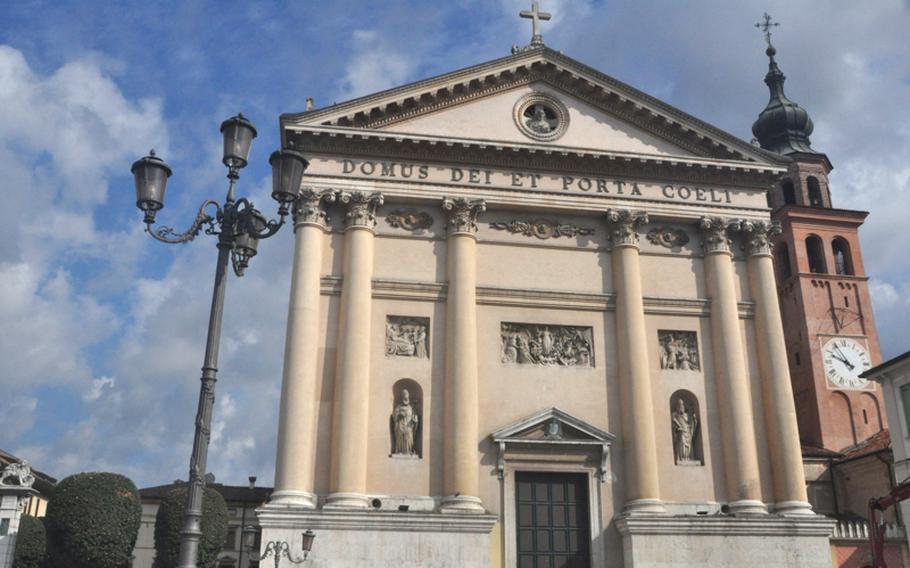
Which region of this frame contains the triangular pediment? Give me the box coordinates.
[491,407,614,445]
[283,47,785,166]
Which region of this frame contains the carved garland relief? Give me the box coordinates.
[501,322,594,367]
[386,316,430,358]
[489,218,594,239]
[646,226,690,249]
[386,209,434,232]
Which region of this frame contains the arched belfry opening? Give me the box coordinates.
[807,176,823,207]
[832,237,854,275]
[782,179,796,205]
[806,235,827,274]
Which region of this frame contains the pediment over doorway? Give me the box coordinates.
[491,407,615,482]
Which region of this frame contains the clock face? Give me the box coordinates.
[822,337,871,389]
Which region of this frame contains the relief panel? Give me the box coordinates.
[658,330,700,371]
[501,322,594,367]
[386,316,430,358]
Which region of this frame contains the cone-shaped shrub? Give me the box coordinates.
[153,485,227,568]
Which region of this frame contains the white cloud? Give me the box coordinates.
[83,376,116,403]
[334,29,420,102]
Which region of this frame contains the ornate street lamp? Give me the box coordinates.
[130,114,308,568]
[243,525,315,567]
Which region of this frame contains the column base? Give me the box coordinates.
[440,494,485,514]
[266,489,317,509]
[623,498,667,515]
[728,499,768,515]
[772,500,815,516]
[324,492,370,510]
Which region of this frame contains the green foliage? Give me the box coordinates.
[12,515,46,568]
[44,472,142,568]
[153,485,228,568]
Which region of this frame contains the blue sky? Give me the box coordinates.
[1,0,908,488]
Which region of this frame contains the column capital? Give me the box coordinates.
[699,216,741,254]
[442,197,486,236]
[605,209,649,248]
[293,188,336,229]
[740,219,782,257]
[338,191,384,230]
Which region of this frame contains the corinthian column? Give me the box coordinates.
[326,191,383,509]
[441,197,486,514]
[272,189,336,508]
[741,220,813,516]
[605,209,664,514]
[700,216,766,515]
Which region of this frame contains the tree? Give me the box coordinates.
[44,472,142,568]
[153,485,228,568]
[12,515,46,568]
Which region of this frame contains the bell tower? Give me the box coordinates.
[752,26,885,452]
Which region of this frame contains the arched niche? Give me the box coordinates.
[858,392,884,434]
[832,237,854,275]
[805,234,827,274]
[776,243,792,281]
[390,378,423,458]
[670,390,703,466]
[832,391,858,447]
[782,178,796,205]
[807,176,824,207]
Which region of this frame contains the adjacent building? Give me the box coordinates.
[132,479,270,568]
[862,351,910,560]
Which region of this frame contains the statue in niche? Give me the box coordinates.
[671,397,700,466]
[386,316,429,358]
[500,323,594,367]
[658,330,700,371]
[390,389,419,457]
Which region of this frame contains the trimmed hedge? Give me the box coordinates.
[44,472,142,568]
[12,515,46,568]
[153,486,228,568]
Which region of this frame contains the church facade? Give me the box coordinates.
[257,23,838,568]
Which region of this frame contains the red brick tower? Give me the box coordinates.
[753,41,885,452]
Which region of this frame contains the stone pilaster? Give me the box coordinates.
[271,188,336,507]
[741,220,813,515]
[605,209,665,514]
[327,191,383,510]
[441,197,486,514]
[699,216,766,515]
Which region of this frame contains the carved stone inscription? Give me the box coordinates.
[658,330,700,371]
[501,323,594,367]
[386,316,429,358]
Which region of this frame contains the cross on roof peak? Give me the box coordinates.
[755,12,780,48]
[520,1,551,47]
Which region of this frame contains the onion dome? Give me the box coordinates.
[751,46,817,155]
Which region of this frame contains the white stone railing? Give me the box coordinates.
[832,519,905,541]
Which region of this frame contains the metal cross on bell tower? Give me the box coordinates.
[520,1,551,47]
[755,12,780,48]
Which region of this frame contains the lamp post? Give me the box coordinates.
[130,114,309,568]
[243,525,315,567]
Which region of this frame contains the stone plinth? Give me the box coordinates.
[257,504,497,568]
[615,514,835,567]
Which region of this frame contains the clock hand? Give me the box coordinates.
[830,349,856,371]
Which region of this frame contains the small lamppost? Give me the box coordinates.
[243,525,315,567]
[130,114,308,568]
